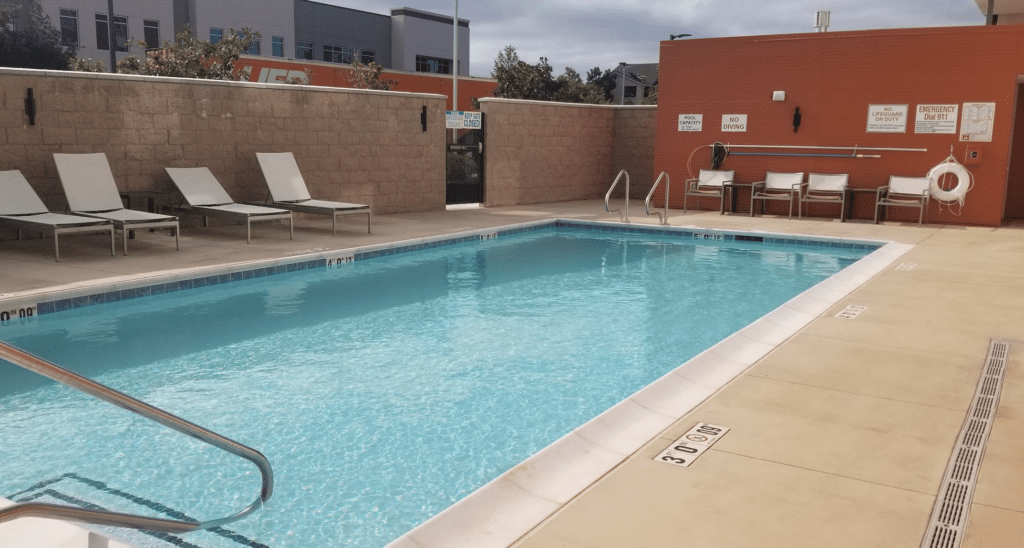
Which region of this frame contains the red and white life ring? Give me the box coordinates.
[927,161,971,203]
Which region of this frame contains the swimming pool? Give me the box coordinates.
[0,221,891,548]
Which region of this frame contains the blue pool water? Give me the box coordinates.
[0,226,869,547]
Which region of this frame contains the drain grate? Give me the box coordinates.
[920,340,1011,548]
[835,305,867,319]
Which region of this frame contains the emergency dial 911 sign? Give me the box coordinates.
[654,423,730,468]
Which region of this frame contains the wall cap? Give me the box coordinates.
[0,67,447,100]
[478,97,657,110]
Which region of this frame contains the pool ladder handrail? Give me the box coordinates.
[604,169,630,223]
[644,171,670,226]
[0,340,274,534]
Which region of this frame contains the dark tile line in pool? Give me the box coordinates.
[555,220,880,250]
[28,221,876,317]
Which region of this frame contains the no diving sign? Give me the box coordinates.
[654,423,729,467]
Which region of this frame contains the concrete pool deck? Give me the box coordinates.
[1,200,1022,548]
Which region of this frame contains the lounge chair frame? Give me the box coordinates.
[256,152,371,236]
[682,170,734,214]
[165,167,293,244]
[0,170,116,262]
[53,153,179,255]
[875,176,931,225]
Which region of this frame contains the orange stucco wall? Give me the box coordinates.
[236,56,496,112]
[655,26,1024,226]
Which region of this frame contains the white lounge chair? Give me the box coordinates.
[750,172,804,219]
[799,173,849,221]
[875,176,931,225]
[165,167,293,243]
[683,169,733,214]
[0,170,115,262]
[52,153,179,255]
[256,152,371,235]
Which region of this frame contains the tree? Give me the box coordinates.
[586,67,617,103]
[0,1,76,70]
[491,46,607,104]
[348,60,397,90]
[107,26,257,80]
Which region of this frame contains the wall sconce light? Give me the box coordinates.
[421,106,427,132]
[772,91,785,102]
[25,88,36,125]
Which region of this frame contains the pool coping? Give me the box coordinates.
[0,220,910,548]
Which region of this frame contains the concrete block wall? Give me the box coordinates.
[479,98,656,207]
[0,68,447,216]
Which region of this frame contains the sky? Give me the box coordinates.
[320,0,985,78]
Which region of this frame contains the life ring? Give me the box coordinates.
[927,161,971,203]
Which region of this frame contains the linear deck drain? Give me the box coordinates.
[920,340,1012,548]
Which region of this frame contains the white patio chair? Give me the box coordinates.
[875,176,930,225]
[750,172,804,219]
[683,169,734,214]
[799,173,848,221]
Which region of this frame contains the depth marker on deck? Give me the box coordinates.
[655,423,729,468]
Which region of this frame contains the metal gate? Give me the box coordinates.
[446,112,484,205]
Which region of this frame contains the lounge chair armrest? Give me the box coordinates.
[876,186,889,199]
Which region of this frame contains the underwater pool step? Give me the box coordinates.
[8,473,266,548]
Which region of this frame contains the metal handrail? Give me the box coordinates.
[644,171,670,225]
[604,169,630,223]
[0,341,273,533]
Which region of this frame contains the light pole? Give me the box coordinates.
[669,33,691,40]
[107,0,115,72]
[617,62,626,105]
[452,0,458,142]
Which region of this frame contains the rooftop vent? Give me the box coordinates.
[814,10,830,32]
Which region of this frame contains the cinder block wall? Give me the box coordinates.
[0,68,447,215]
[479,98,656,207]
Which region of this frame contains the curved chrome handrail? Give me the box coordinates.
[0,341,273,533]
[645,171,670,226]
[604,169,630,223]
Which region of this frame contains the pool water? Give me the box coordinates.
[0,227,868,547]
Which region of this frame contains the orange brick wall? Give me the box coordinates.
[655,26,1024,226]
[237,56,497,112]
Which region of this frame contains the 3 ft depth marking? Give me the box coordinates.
[654,423,730,468]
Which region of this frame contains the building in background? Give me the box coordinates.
[612,63,658,105]
[28,0,469,76]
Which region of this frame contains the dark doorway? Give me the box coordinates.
[446,113,484,205]
[1004,83,1024,220]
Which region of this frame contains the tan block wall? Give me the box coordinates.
[0,68,447,215]
[479,98,656,207]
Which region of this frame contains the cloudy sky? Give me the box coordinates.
[320,1,985,77]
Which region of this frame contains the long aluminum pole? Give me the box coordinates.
[720,144,929,151]
[452,0,458,142]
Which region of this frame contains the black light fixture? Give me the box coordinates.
[669,33,692,40]
[421,106,427,132]
[25,88,36,126]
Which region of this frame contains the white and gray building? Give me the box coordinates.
[30,0,469,75]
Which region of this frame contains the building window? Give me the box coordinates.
[95,14,126,51]
[415,55,451,74]
[143,19,158,48]
[238,32,259,54]
[59,9,78,47]
[272,36,284,57]
[623,86,637,98]
[296,41,312,60]
[210,27,222,44]
[323,44,352,64]
[360,50,374,64]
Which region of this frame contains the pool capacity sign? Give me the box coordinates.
[446,111,482,129]
[654,423,730,467]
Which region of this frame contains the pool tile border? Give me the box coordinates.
[1,219,884,326]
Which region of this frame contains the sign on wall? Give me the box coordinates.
[866,104,908,133]
[914,104,959,134]
[446,111,482,129]
[959,102,995,142]
[678,114,703,132]
[721,114,747,132]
